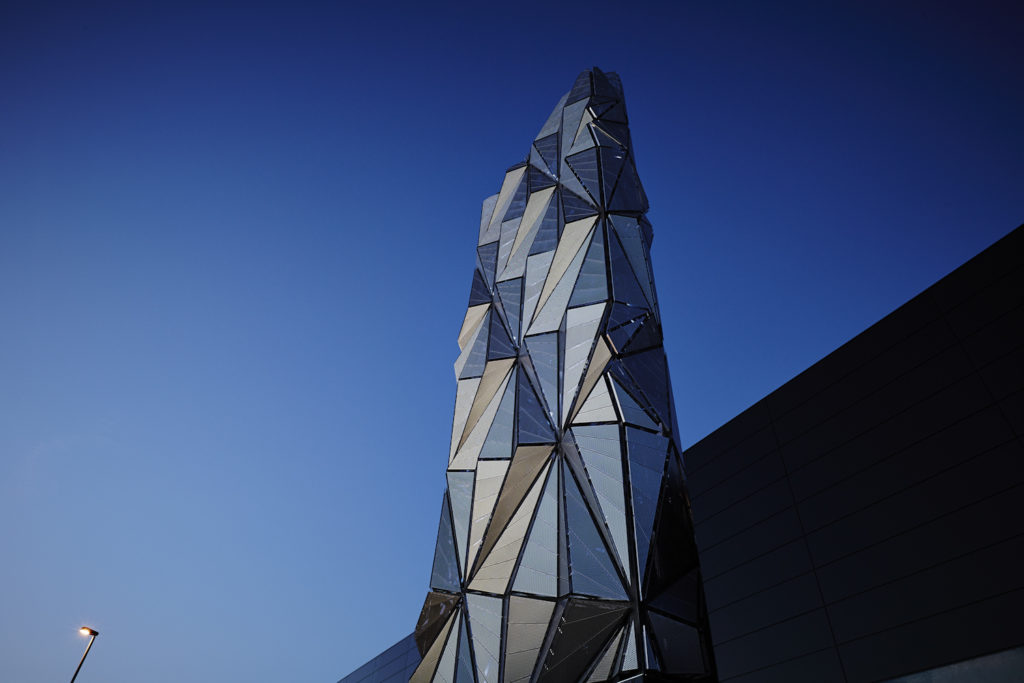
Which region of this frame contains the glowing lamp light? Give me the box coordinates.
[70,627,99,683]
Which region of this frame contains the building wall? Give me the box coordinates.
[337,634,420,683]
[683,224,1024,682]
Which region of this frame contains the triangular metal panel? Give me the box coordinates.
[515,369,555,445]
[501,187,555,282]
[607,360,655,425]
[621,318,661,354]
[455,309,489,380]
[478,194,499,246]
[560,98,590,157]
[588,97,617,119]
[561,302,606,426]
[477,242,498,291]
[505,596,556,683]
[486,307,516,360]
[466,460,509,579]
[458,303,490,351]
[478,366,516,460]
[608,228,650,309]
[560,185,598,221]
[505,172,529,223]
[598,100,628,125]
[528,236,590,335]
[645,453,701,599]
[528,164,556,192]
[411,608,458,683]
[608,158,647,213]
[528,195,559,256]
[599,147,627,205]
[430,494,462,592]
[609,215,656,310]
[566,148,601,204]
[572,375,618,424]
[607,301,648,331]
[459,358,515,450]
[567,110,596,156]
[608,376,658,430]
[496,216,521,280]
[626,427,668,582]
[568,337,613,425]
[535,216,596,319]
[430,609,461,683]
[511,464,558,596]
[585,625,624,682]
[474,445,553,575]
[572,423,629,576]
[447,471,474,578]
[533,133,559,174]
[451,366,514,470]
[559,158,594,207]
[564,462,628,600]
[524,332,559,426]
[469,268,490,307]
[522,252,553,332]
[621,620,638,672]
[607,316,645,355]
[450,377,481,462]
[496,279,522,345]
[568,218,607,307]
[470,460,550,594]
[618,315,659,356]
[619,348,670,428]
[627,423,670,475]
[416,592,462,657]
[537,598,628,682]
[454,608,475,683]
[466,593,502,683]
[591,123,623,150]
[529,144,549,173]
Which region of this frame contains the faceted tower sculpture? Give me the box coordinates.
[411,68,717,683]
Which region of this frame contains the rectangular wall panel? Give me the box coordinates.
[685,224,1024,682]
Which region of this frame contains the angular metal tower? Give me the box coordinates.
[411,68,716,683]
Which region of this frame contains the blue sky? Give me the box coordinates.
[1,2,1021,681]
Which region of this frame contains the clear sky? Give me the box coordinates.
[1,1,1021,681]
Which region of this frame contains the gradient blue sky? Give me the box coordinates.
[1,2,1021,681]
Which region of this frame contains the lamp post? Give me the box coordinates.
[69,627,98,683]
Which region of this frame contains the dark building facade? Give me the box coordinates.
[684,224,1024,682]
[337,67,1024,682]
[336,636,420,683]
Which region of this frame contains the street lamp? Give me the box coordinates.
[69,626,99,683]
